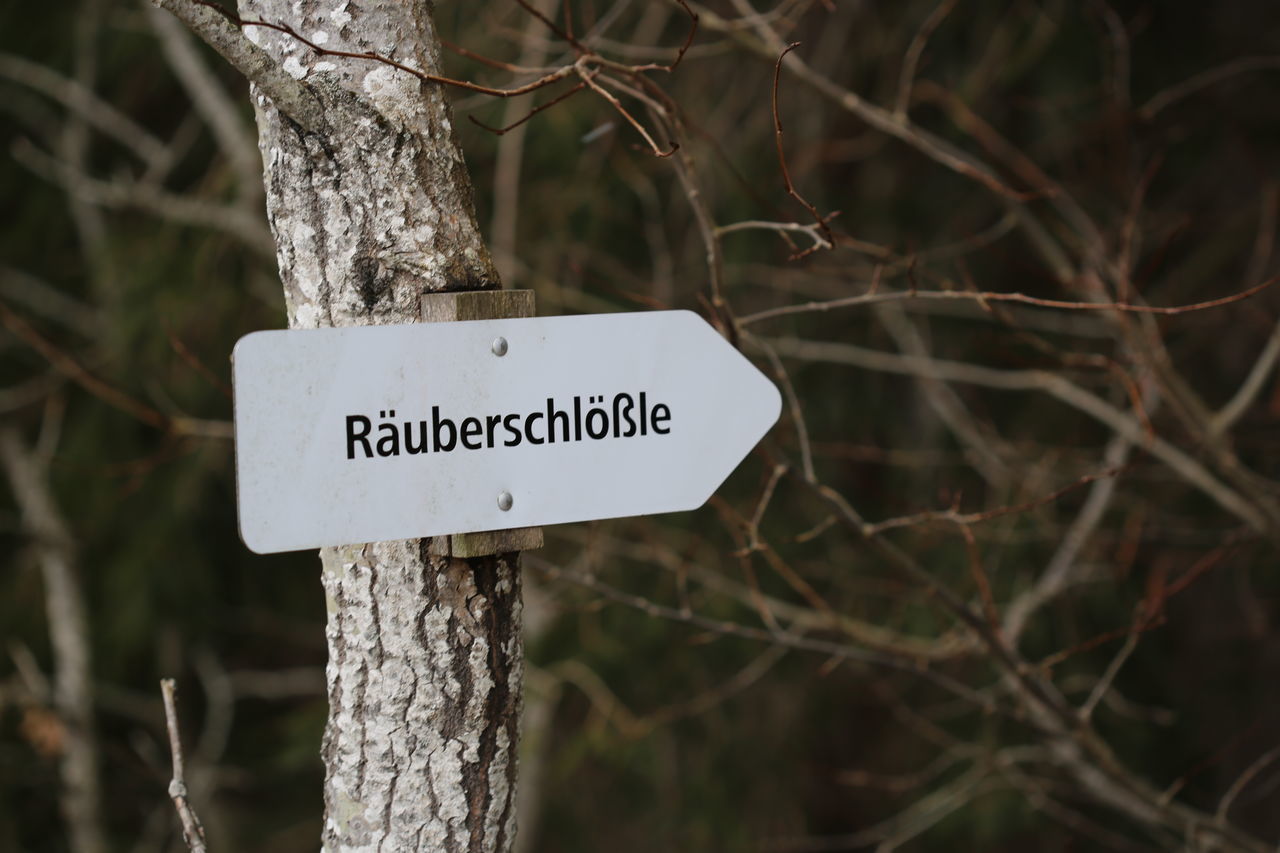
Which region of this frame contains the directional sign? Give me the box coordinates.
[232,310,781,553]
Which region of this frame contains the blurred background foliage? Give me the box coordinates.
[3,1,1280,851]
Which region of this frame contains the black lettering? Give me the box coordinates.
[432,406,456,452]
[404,420,428,454]
[461,417,483,450]
[586,396,609,439]
[348,395,660,460]
[651,403,671,434]
[525,411,545,444]
[613,393,636,437]
[376,421,400,456]
[547,397,570,443]
[485,414,501,448]
[503,413,522,447]
[346,415,372,459]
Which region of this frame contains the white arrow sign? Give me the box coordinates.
[232,310,781,553]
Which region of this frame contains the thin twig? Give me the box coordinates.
[624,0,700,73]
[872,299,1011,488]
[189,0,580,98]
[1212,193,1280,434]
[746,463,788,550]
[528,554,1001,711]
[159,679,208,853]
[863,468,1124,536]
[469,81,587,135]
[439,39,557,74]
[1004,434,1134,644]
[1216,746,1280,823]
[958,525,1000,633]
[768,335,1272,534]
[164,323,232,400]
[0,299,167,429]
[1079,630,1139,723]
[739,275,1277,326]
[772,43,833,258]
[515,0,587,54]
[744,332,816,484]
[0,299,232,440]
[715,219,832,253]
[578,66,676,156]
[894,0,958,118]
[1140,55,1280,120]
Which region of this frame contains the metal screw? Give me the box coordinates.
[491,336,508,357]
[497,491,514,511]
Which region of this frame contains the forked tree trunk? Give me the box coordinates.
[229,1,521,849]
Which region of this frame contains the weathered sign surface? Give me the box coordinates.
[233,310,781,553]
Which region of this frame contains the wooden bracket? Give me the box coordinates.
[426,527,544,559]
[419,289,543,559]
[420,289,536,323]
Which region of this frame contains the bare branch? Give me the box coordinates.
[1094,1,1131,111]
[150,0,324,131]
[772,43,833,258]
[183,0,581,100]
[669,139,727,315]
[0,267,100,337]
[873,300,1011,488]
[768,336,1273,535]
[554,525,974,660]
[767,764,998,852]
[0,428,104,853]
[746,463,788,550]
[861,467,1124,537]
[702,1,1031,201]
[1004,434,1134,644]
[528,554,1001,710]
[11,137,273,255]
[470,81,587,135]
[144,1,261,200]
[487,0,562,288]
[1079,629,1140,723]
[0,298,232,439]
[738,277,1276,327]
[894,0,958,118]
[578,66,676,156]
[1216,746,1280,824]
[1211,188,1280,435]
[159,679,208,853]
[715,219,833,254]
[0,51,168,166]
[1140,55,1280,120]
[743,332,816,484]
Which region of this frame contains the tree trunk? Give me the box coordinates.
[234,2,521,849]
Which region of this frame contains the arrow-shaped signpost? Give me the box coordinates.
[233,309,781,553]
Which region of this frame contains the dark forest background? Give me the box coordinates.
[3,1,1280,851]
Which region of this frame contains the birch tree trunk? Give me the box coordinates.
[158,1,523,849]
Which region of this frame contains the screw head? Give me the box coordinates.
[491,337,509,357]
[497,491,514,511]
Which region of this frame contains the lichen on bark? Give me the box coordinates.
[236,1,521,849]
[319,544,522,852]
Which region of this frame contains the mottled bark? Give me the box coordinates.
[320,545,521,852]
[230,1,521,849]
